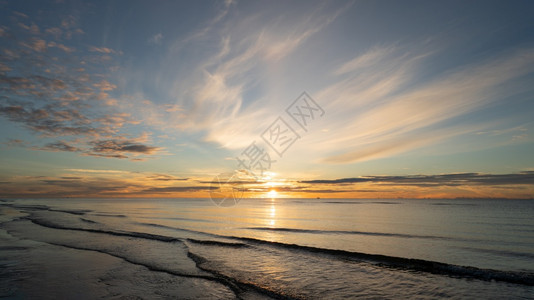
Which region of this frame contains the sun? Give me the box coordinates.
[267,189,278,198]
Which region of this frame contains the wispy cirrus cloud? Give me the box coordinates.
[127,2,351,150]
[296,45,534,164]
[1,1,533,200]
[131,2,532,167]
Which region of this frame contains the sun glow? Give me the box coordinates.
[269,204,276,226]
[267,189,278,198]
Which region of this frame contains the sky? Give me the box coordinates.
[0,0,533,199]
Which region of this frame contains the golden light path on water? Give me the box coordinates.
[269,199,276,227]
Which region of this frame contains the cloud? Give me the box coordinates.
[135,2,351,152]
[13,11,29,19]
[34,137,161,160]
[37,178,139,194]
[300,172,534,187]
[1,170,531,198]
[61,15,77,29]
[45,27,62,39]
[141,186,215,193]
[263,2,351,61]
[18,22,40,35]
[89,46,120,54]
[0,62,11,73]
[93,80,117,91]
[0,171,205,198]
[0,16,157,161]
[148,33,163,45]
[170,0,235,47]
[147,174,189,181]
[64,169,129,174]
[47,41,75,53]
[306,45,534,164]
[0,175,144,197]
[333,47,396,76]
[21,38,47,52]
[0,105,100,137]
[3,139,28,147]
[39,141,82,152]
[90,139,160,154]
[82,153,128,159]
[242,184,370,194]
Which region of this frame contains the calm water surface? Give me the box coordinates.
[1,198,533,299]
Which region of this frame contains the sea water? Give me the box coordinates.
[1,198,533,299]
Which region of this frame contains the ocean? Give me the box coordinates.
[1,197,533,299]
